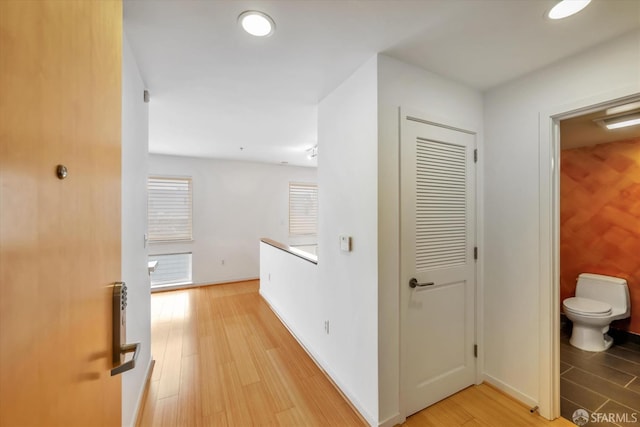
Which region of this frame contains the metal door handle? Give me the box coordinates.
[111,342,140,376]
[111,281,140,376]
[409,278,434,288]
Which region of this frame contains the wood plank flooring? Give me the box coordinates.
[138,280,363,427]
[402,384,575,427]
[138,280,576,426]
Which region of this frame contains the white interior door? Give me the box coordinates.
[400,114,477,417]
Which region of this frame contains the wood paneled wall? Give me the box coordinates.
[561,138,640,334]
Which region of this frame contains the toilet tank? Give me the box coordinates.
[576,273,630,315]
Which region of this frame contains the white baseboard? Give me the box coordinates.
[131,358,155,427]
[320,361,377,426]
[482,373,538,409]
[379,412,404,427]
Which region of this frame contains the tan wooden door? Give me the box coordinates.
[0,1,123,426]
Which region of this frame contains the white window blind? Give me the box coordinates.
[148,177,192,242]
[289,182,318,236]
[149,253,192,287]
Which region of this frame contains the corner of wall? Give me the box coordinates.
[318,54,380,424]
[121,33,151,427]
[376,64,401,424]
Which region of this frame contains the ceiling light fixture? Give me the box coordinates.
[606,101,640,116]
[547,0,591,20]
[238,10,275,37]
[602,113,640,130]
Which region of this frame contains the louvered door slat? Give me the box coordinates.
[415,139,467,271]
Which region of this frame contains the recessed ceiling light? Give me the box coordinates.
[238,10,275,37]
[547,0,591,20]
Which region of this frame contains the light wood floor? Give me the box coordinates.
[138,280,575,427]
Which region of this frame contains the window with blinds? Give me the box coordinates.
[148,177,192,242]
[289,182,318,236]
[148,253,192,287]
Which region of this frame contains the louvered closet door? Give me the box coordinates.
[400,115,476,417]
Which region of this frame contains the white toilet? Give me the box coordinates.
[562,273,631,352]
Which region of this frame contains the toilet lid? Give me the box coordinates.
[563,297,612,315]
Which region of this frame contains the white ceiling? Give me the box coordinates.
[124,0,640,166]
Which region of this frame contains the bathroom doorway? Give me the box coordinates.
[557,100,640,424]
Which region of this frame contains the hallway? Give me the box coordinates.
[139,280,364,425]
[138,281,574,426]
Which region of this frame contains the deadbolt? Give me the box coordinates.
[56,165,68,179]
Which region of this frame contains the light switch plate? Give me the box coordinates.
[340,235,352,252]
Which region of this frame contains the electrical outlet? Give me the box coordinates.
[324,320,330,334]
[268,273,271,281]
[221,259,225,265]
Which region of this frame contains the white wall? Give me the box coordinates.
[483,29,640,411]
[259,242,322,361]
[376,54,484,426]
[121,35,151,427]
[318,56,380,425]
[254,32,640,425]
[314,54,484,426]
[148,154,317,285]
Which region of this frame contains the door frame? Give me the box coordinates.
[538,87,640,419]
[399,108,482,418]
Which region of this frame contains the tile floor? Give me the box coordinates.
[560,325,640,426]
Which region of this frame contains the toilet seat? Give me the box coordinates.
[563,297,612,317]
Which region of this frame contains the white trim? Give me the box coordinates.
[402,108,479,137]
[128,357,154,427]
[483,373,537,409]
[537,85,640,419]
[405,115,476,135]
[378,412,404,427]
[474,117,485,387]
